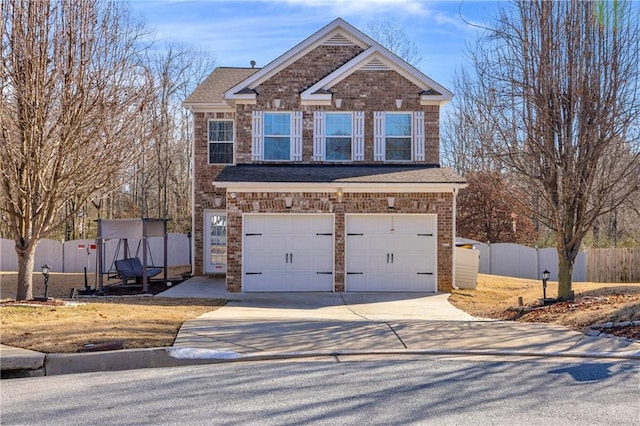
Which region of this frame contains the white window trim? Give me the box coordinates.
[313,111,364,162]
[207,119,235,165]
[252,111,302,161]
[203,209,227,274]
[326,112,353,162]
[374,111,424,162]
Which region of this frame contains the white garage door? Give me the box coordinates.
[346,214,437,292]
[243,214,334,292]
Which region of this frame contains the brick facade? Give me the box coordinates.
[187,24,460,292]
[225,191,454,293]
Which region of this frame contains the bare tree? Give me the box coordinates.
[441,68,503,174]
[367,18,422,66]
[468,1,640,299]
[0,0,151,300]
[142,44,215,228]
[457,171,538,245]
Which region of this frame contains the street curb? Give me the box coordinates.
[44,347,218,376]
[3,345,639,378]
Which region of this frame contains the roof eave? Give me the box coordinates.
[223,18,375,99]
[182,101,235,112]
[214,181,467,192]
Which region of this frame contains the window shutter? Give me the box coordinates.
[353,111,365,161]
[291,111,303,161]
[251,111,263,161]
[313,111,325,161]
[374,111,385,161]
[413,111,425,161]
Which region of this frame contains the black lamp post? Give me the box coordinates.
[41,264,50,300]
[542,269,550,303]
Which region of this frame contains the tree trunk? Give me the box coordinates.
[557,252,574,301]
[15,241,37,300]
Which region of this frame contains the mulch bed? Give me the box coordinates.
[593,325,640,340]
[99,279,180,296]
[1,278,184,306]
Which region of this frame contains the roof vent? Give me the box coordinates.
[324,32,355,46]
[361,58,390,71]
[250,60,256,68]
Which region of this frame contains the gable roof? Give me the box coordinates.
[300,47,452,105]
[183,67,259,109]
[224,18,453,106]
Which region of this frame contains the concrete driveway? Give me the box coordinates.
[166,278,640,359]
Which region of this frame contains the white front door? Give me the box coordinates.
[204,210,227,273]
[346,214,437,292]
[243,214,334,292]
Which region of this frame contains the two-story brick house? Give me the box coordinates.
[183,18,466,293]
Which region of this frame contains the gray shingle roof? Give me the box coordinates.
[215,164,466,184]
[184,67,260,105]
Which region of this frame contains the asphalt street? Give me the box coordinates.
[2,358,638,425]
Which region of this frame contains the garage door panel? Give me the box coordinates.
[243,214,334,292]
[245,272,333,292]
[347,235,388,252]
[348,251,388,273]
[346,214,437,292]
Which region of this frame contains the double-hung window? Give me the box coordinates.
[374,112,424,162]
[313,111,364,161]
[384,113,412,161]
[252,111,302,161]
[264,112,291,161]
[325,113,352,161]
[208,120,234,164]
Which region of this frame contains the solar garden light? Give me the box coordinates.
[41,264,51,300]
[541,269,550,302]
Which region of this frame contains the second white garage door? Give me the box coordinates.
[346,214,437,292]
[243,214,334,292]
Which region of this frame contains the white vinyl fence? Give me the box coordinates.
[1,234,191,273]
[457,238,587,281]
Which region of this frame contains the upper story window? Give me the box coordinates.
[325,113,352,161]
[264,113,291,161]
[313,111,364,162]
[374,112,425,162]
[208,120,234,164]
[251,111,303,161]
[384,113,412,161]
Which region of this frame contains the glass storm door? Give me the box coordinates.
[204,210,227,273]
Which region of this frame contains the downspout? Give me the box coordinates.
[189,107,196,276]
[452,187,458,290]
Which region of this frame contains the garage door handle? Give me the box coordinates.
[386,253,389,263]
[316,272,333,275]
[245,233,262,236]
[417,272,433,275]
[316,233,333,236]
[391,253,394,263]
[347,272,363,275]
[347,233,363,236]
[417,233,433,237]
[246,272,262,275]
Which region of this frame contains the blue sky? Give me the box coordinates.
[129,0,499,90]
